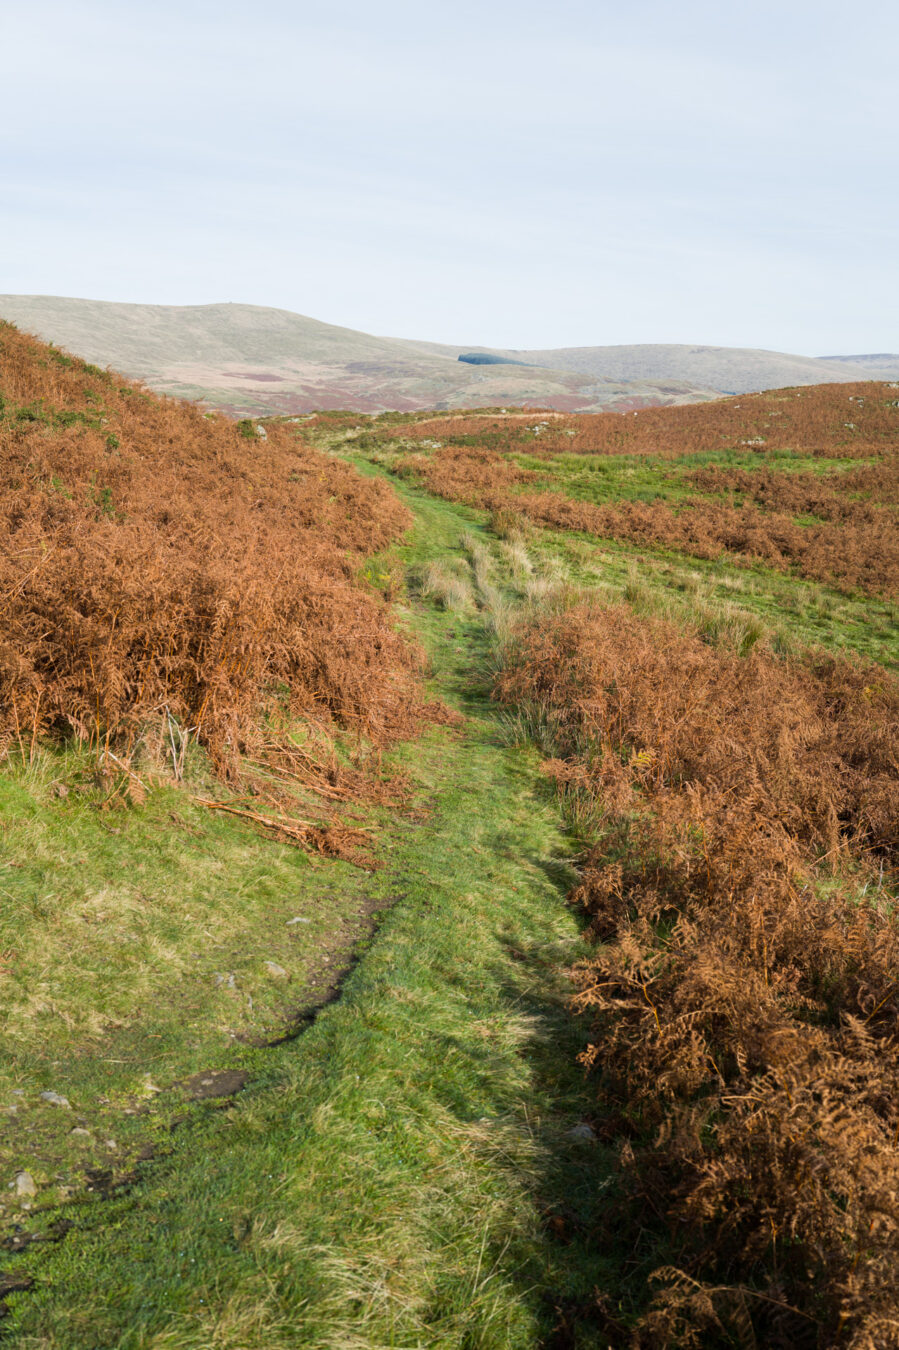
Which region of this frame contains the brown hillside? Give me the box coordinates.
[0,322,427,776]
[401,381,899,458]
[388,384,899,597]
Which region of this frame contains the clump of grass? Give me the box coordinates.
[716,570,747,592]
[693,597,771,656]
[803,583,837,619]
[478,585,519,643]
[520,576,563,612]
[488,507,529,540]
[416,560,475,612]
[622,563,656,613]
[460,532,495,593]
[498,537,534,582]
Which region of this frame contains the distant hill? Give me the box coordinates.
[0,297,716,416]
[407,340,883,396]
[819,354,899,380]
[0,295,886,414]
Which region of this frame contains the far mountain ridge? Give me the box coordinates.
[817,353,899,379]
[0,295,888,415]
[404,338,887,395]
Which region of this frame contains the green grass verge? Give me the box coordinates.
[2,498,623,1348]
[338,440,899,670]
[0,742,381,1231]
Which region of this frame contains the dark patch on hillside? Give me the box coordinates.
[457,352,529,367]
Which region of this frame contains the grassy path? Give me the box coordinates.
[4,495,615,1347]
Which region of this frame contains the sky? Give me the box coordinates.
[2,0,897,354]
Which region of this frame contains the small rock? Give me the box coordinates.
[70,1127,91,1138]
[40,1091,71,1108]
[214,972,236,989]
[183,1069,248,1102]
[567,1122,597,1142]
[104,1140,118,1150]
[263,961,289,980]
[286,916,310,926]
[14,1171,36,1197]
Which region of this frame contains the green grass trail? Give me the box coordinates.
[12,440,891,1348]
[343,433,899,671]
[3,495,620,1347]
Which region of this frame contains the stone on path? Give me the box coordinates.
[14,1171,36,1197]
[40,1091,71,1108]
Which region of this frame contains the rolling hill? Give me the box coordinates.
[819,352,899,379]
[0,295,889,414]
[408,338,887,395]
[0,296,716,415]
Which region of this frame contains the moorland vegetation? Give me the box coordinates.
[495,603,899,1347]
[363,385,899,599]
[0,322,443,856]
[2,329,898,1349]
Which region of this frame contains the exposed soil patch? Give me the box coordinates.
[181,1069,249,1102]
[2,1219,73,1255]
[0,1270,34,1320]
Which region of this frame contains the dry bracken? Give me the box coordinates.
[494,603,899,1347]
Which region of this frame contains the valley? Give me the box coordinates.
[0,321,897,1347]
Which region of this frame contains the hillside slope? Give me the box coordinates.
[408,338,881,394]
[0,296,716,415]
[356,382,899,602]
[821,352,899,379]
[0,320,431,777]
[3,359,898,1347]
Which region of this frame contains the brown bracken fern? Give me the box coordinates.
[495,604,899,1347]
[0,324,440,855]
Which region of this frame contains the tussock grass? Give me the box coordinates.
[498,535,534,580]
[460,530,495,593]
[415,559,475,612]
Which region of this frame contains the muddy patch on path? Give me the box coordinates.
[239,893,404,1046]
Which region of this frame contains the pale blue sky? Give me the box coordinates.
[3,0,897,352]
